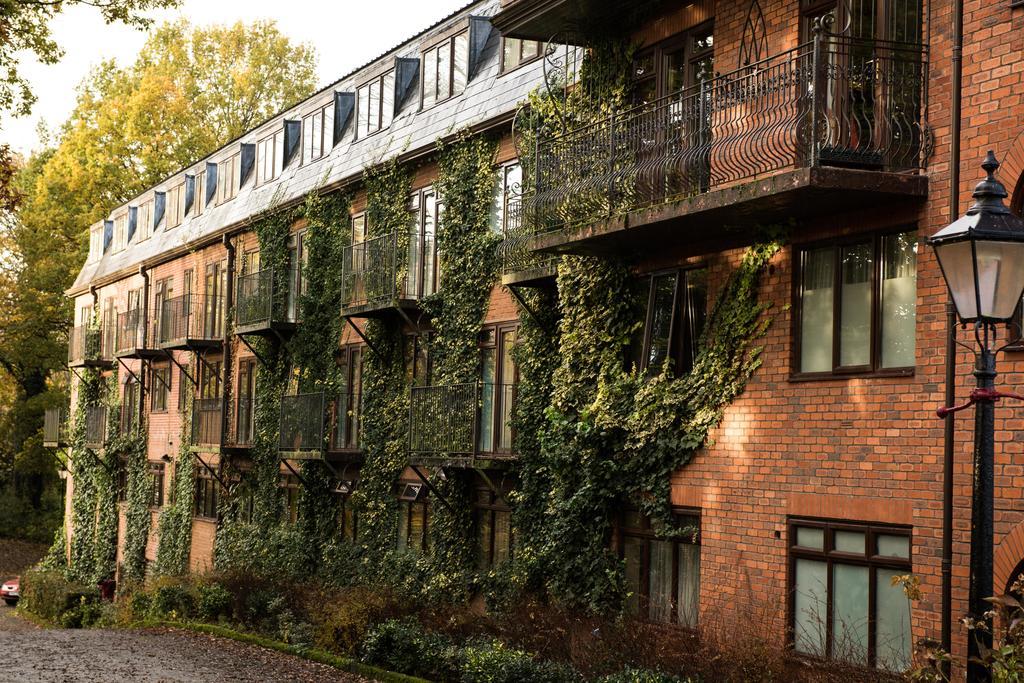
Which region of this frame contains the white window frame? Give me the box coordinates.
[422,31,469,109]
[356,70,395,139]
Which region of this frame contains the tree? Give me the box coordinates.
[0,19,318,511]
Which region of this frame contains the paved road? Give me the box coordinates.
[0,603,368,683]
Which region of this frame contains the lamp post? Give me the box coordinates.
[929,152,1024,682]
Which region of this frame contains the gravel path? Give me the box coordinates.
[0,604,369,683]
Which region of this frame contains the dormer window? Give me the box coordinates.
[422,31,469,108]
[137,200,153,242]
[193,171,206,217]
[112,212,128,252]
[357,70,395,139]
[302,104,333,164]
[217,153,241,204]
[501,37,541,72]
[88,225,103,262]
[167,183,186,228]
[256,129,284,185]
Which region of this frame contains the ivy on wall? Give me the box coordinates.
[66,368,104,583]
[154,390,195,576]
[109,381,149,584]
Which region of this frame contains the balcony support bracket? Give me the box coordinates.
[69,367,88,384]
[193,452,229,492]
[237,333,273,368]
[85,448,114,475]
[473,467,501,496]
[281,458,314,491]
[409,464,453,511]
[163,350,197,387]
[116,357,147,392]
[506,285,552,335]
[343,316,381,357]
[192,349,219,380]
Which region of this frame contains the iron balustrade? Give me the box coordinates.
[523,34,930,237]
[279,392,327,455]
[497,191,557,276]
[191,398,223,447]
[84,405,107,449]
[43,407,68,447]
[341,231,433,311]
[235,268,298,331]
[157,294,226,346]
[409,383,518,459]
[332,391,362,451]
[114,308,151,355]
[68,325,106,366]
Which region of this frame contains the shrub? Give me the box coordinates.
[597,668,687,683]
[58,594,106,628]
[196,582,232,622]
[149,582,195,620]
[20,569,99,624]
[310,586,405,656]
[361,617,459,680]
[458,639,580,683]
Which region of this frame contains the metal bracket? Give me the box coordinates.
[473,467,501,497]
[507,285,553,335]
[86,448,114,475]
[193,349,219,379]
[69,367,88,383]
[237,333,273,368]
[163,350,197,386]
[343,316,381,357]
[148,361,172,392]
[936,387,1024,418]
[193,452,230,492]
[281,458,314,490]
[409,464,453,511]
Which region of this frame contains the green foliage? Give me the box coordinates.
[20,568,100,625]
[458,640,580,683]
[111,407,149,583]
[153,393,195,576]
[597,668,688,683]
[360,617,459,681]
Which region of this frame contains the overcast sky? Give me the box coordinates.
[0,0,470,156]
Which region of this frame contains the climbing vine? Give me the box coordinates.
[153,389,195,576]
[108,377,149,585]
[66,367,104,583]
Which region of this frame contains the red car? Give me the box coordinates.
[1,577,19,606]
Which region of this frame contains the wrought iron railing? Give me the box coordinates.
[331,391,362,452]
[68,325,107,366]
[157,294,225,346]
[43,407,68,447]
[341,231,433,311]
[522,33,929,236]
[409,383,517,459]
[235,268,298,331]
[114,308,151,355]
[497,193,557,276]
[279,392,327,454]
[191,398,223,447]
[84,405,107,449]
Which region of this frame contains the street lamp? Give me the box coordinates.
[930,151,1024,682]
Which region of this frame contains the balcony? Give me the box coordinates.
[341,231,436,318]
[497,192,557,286]
[408,383,517,466]
[114,309,161,359]
[84,405,107,449]
[157,294,225,350]
[491,0,659,41]
[521,35,929,256]
[43,407,68,448]
[191,398,223,449]
[279,393,328,458]
[68,325,113,369]
[234,268,299,337]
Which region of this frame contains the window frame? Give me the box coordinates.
[256,129,284,186]
[356,69,395,139]
[500,37,543,73]
[150,365,170,413]
[790,228,918,381]
[166,183,186,229]
[396,497,430,554]
[302,104,331,165]
[149,461,165,508]
[636,265,708,376]
[217,153,241,204]
[422,30,469,108]
[478,323,519,454]
[280,474,300,524]
[177,363,191,412]
[193,472,219,520]
[473,488,513,569]
[787,518,912,670]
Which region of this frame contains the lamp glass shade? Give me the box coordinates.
[935,238,1024,322]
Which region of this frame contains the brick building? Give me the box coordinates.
[43,0,1024,675]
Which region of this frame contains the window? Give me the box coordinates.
[149,462,165,507]
[150,366,170,412]
[88,224,104,262]
[423,31,469,108]
[199,360,223,400]
[800,0,922,43]
[241,248,261,276]
[112,212,128,252]
[280,474,300,524]
[474,488,512,569]
[337,493,358,541]
[137,201,153,242]
[502,37,541,72]
[407,186,440,299]
[302,105,333,164]
[121,378,140,435]
[217,153,241,204]
[203,261,226,338]
[117,467,128,503]
[635,268,708,375]
[167,183,186,228]
[193,472,218,519]
[351,212,367,244]
[335,345,363,451]
[287,230,307,319]
[178,364,191,412]
[236,359,256,446]
[620,510,700,627]
[633,24,714,105]
[356,70,395,138]
[479,325,518,453]
[490,162,523,235]
[796,230,917,376]
[397,495,430,554]
[789,520,912,672]
[257,129,284,185]
[192,171,205,217]
[406,332,432,385]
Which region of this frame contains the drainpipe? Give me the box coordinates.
[139,266,149,428]
[222,234,235,450]
[942,0,964,666]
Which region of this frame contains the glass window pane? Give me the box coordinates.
[357,85,369,137]
[839,242,873,367]
[424,50,437,107]
[794,559,828,656]
[522,40,540,61]
[877,534,910,559]
[831,563,869,665]
[677,542,699,627]
[801,248,835,372]
[409,503,424,553]
[876,567,912,672]
[382,72,395,128]
[649,540,674,623]
[796,526,824,550]
[646,273,678,370]
[453,33,468,95]
[368,81,380,130]
[624,536,644,617]
[881,232,917,368]
[834,530,865,554]
[504,38,521,70]
[437,42,451,99]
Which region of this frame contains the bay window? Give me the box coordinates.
[796,229,917,376]
[789,520,912,672]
